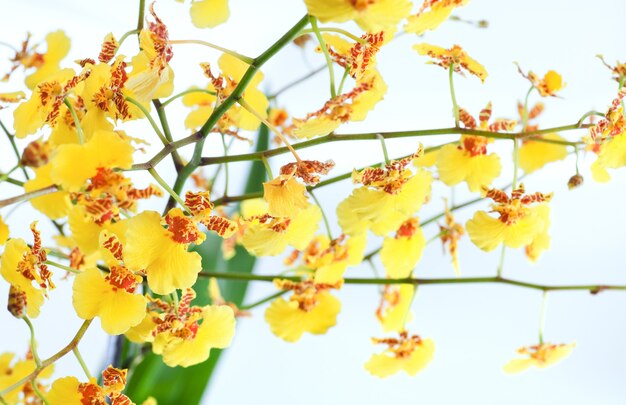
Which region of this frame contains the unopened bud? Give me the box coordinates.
[8,285,27,318]
[567,174,584,190]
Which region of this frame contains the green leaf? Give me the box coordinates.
[125,125,269,405]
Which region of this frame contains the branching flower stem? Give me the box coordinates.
[168,39,254,65]
[309,16,336,98]
[0,320,92,397]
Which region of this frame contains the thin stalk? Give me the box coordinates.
[160,88,216,108]
[72,347,92,380]
[125,96,168,145]
[538,291,548,344]
[337,67,351,95]
[521,86,534,131]
[297,27,366,44]
[136,0,145,33]
[220,133,230,196]
[512,137,519,189]
[496,244,506,278]
[153,99,184,171]
[23,316,42,367]
[309,189,333,240]
[261,155,274,179]
[0,119,29,179]
[63,99,84,144]
[168,39,254,64]
[309,16,336,98]
[30,381,50,405]
[240,290,287,310]
[238,98,302,163]
[576,110,605,127]
[148,168,191,215]
[197,271,626,292]
[116,29,141,54]
[0,320,92,397]
[449,64,460,127]
[377,134,390,164]
[45,260,80,275]
[0,185,58,208]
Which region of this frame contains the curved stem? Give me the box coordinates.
[72,347,92,380]
[23,316,42,367]
[116,29,141,54]
[148,168,191,215]
[63,99,84,144]
[0,185,58,208]
[377,134,390,164]
[168,39,254,64]
[0,119,29,180]
[153,99,184,171]
[125,96,168,145]
[309,16,336,98]
[45,260,80,275]
[309,189,333,240]
[240,291,287,310]
[160,88,216,108]
[0,320,92,397]
[297,27,366,44]
[449,64,460,127]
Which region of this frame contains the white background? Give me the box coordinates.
[1,0,626,404]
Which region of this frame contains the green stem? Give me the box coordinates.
[496,244,506,278]
[136,0,145,33]
[190,124,584,169]
[297,27,366,44]
[521,86,534,131]
[220,133,230,196]
[240,291,287,310]
[23,316,42,367]
[576,110,605,127]
[198,271,626,292]
[160,88,216,108]
[0,320,92,397]
[538,291,548,344]
[63,99,84,144]
[309,189,333,240]
[153,99,184,171]
[168,39,254,64]
[0,119,29,180]
[30,381,50,405]
[512,137,519,189]
[449,64,460,127]
[337,67,351,95]
[261,155,273,180]
[72,347,92,380]
[0,185,58,209]
[377,134,390,164]
[309,16,336,98]
[45,260,80,274]
[148,168,191,215]
[116,29,141,54]
[125,96,168,145]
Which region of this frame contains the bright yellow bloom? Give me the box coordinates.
[182,86,216,130]
[305,0,412,32]
[519,134,568,173]
[503,342,575,374]
[189,0,230,28]
[127,6,175,101]
[466,185,552,252]
[414,43,487,82]
[150,289,236,367]
[0,353,53,404]
[0,216,8,245]
[376,285,415,332]
[337,155,432,236]
[265,279,341,342]
[524,204,551,262]
[437,136,501,192]
[67,205,128,257]
[381,217,425,278]
[22,30,71,89]
[263,175,309,218]
[24,163,71,220]
[241,203,321,256]
[13,68,76,138]
[405,0,469,35]
[72,266,147,335]
[47,366,133,404]
[289,233,366,284]
[0,224,54,319]
[365,331,435,378]
[50,130,134,192]
[124,209,204,295]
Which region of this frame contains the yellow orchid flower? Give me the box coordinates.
[263,175,309,218]
[405,0,470,35]
[375,285,415,332]
[381,217,426,278]
[265,279,341,342]
[0,215,9,245]
[24,163,71,220]
[47,366,132,404]
[466,185,552,252]
[189,0,230,28]
[414,43,487,82]
[365,331,435,378]
[519,134,568,173]
[305,0,412,32]
[503,342,575,374]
